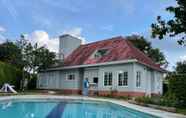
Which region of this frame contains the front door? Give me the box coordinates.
[83,69,99,95]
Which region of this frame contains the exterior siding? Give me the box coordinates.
[133,63,146,93]
[59,35,82,59]
[37,69,82,90]
[153,71,163,94]
[98,63,134,92]
[133,63,163,95]
[37,62,164,96]
[84,67,99,91]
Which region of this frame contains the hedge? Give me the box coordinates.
[169,74,186,107]
[0,61,22,89]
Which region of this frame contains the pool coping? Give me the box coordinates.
[0,95,185,118]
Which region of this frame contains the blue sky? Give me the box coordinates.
[0,0,185,70]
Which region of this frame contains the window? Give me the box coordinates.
[93,77,98,84]
[136,71,141,87]
[94,49,108,58]
[104,72,112,86]
[118,72,128,86]
[66,73,75,80]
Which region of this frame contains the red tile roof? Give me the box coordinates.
[63,36,165,72]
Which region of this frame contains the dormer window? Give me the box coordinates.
[94,49,108,58]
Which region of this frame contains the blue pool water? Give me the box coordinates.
[0,100,159,118]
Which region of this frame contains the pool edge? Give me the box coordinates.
[0,95,185,118]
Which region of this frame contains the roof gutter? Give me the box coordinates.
[42,59,166,73]
[46,59,138,71]
[137,61,167,73]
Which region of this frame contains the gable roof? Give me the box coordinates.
[62,36,165,72]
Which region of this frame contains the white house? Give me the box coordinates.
[37,34,166,97]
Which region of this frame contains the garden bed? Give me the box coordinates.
[128,100,176,112]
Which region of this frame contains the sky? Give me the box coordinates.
[0,0,185,70]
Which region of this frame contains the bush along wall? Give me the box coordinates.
[0,61,22,89]
[169,74,186,107]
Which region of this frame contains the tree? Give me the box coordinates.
[16,35,56,89]
[127,35,168,66]
[17,35,56,76]
[151,0,186,45]
[0,41,23,68]
[175,60,186,74]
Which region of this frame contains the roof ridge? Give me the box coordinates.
[82,36,123,46]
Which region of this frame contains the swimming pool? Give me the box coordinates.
[0,99,159,118]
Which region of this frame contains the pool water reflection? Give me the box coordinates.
[0,100,159,118]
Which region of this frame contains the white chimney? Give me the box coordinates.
[59,34,83,60]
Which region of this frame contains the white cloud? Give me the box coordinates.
[0,26,6,44]
[28,28,86,52]
[28,30,58,52]
[0,26,6,32]
[180,55,186,62]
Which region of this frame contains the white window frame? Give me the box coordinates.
[66,73,76,81]
[117,71,128,87]
[136,71,141,88]
[103,72,112,86]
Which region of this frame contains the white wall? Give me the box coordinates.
[84,67,99,90]
[37,62,164,95]
[59,35,83,59]
[37,69,82,90]
[133,63,147,93]
[133,63,163,95]
[98,63,134,92]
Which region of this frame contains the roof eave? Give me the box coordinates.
[137,61,167,73]
[44,59,138,71]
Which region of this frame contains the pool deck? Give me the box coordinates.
[0,95,185,118]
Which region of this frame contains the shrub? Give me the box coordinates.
[0,61,22,89]
[168,74,186,107]
[159,92,178,107]
[135,96,153,104]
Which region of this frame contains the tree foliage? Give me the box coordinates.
[0,61,22,88]
[151,0,186,45]
[0,35,56,89]
[175,60,186,74]
[0,41,23,68]
[127,35,168,66]
[17,35,56,75]
[169,74,186,107]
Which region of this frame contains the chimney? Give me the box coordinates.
[59,34,83,60]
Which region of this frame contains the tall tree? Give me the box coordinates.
[151,0,186,45]
[127,35,168,67]
[0,41,23,68]
[17,35,56,76]
[17,35,57,90]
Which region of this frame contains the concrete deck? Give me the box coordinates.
[0,95,185,118]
